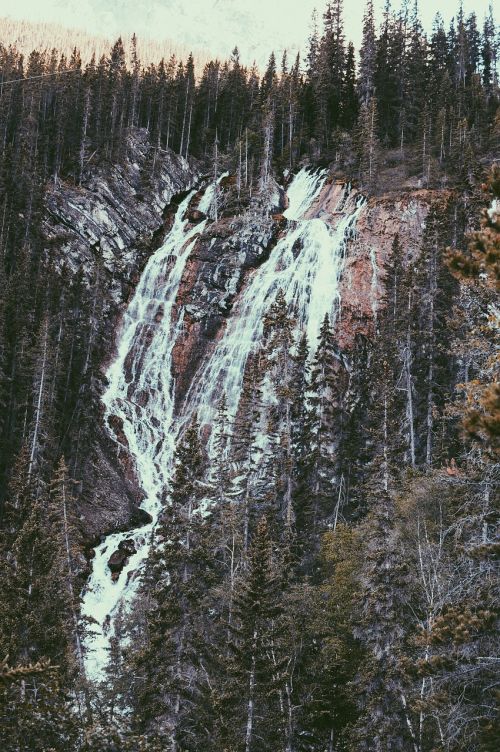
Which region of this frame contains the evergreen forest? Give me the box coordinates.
[0,1,498,750]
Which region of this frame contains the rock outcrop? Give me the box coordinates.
[43,129,196,305]
[40,128,197,544]
[108,538,137,581]
[307,181,448,348]
[171,210,286,405]
[44,144,449,546]
[169,178,443,413]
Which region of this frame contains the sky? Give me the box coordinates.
[0,0,495,67]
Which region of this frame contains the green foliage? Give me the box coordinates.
[0,2,498,750]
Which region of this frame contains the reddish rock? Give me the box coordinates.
[340,191,449,349]
[107,414,129,448]
[220,174,237,188]
[308,182,453,349]
[171,253,216,402]
[305,180,347,219]
[185,208,207,223]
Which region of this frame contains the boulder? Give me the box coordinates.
[107,538,137,577]
[185,208,207,223]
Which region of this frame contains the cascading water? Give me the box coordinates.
[186,170,365,429]
[81,168,364,682]
[81,181,219,680]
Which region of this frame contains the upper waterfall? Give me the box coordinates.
[186,170,364,429]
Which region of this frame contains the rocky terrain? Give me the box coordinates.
[44,142,456,541]
[37,133,461,551]
[41,129,197,543]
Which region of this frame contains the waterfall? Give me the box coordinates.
[186,170,365,429]
[81,182,218,680]
[81,169,364,682]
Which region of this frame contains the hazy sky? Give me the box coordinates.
[0,0,495,66]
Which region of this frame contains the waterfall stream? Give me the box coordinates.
[81,169,364,682]
[186,172,365,429]
[81,183,217,680]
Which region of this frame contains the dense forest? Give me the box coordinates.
[0,1,499,750]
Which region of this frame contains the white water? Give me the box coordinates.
[81,169,364,682]
[81,182,219,680]
[186,170,365,428]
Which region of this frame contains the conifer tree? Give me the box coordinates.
[413,201,457,465]
[308,313,348,528]
[48,456,85,673]
[358,0,377,106]
[308,524,363,750]
[351,492,416,752]
[220,517,286,752]
[342,41,359,130]
[232,352,263,552]
[261,289,301,532]
[447,166,500,456]
[130,418,215,749]
[357,96,380,192]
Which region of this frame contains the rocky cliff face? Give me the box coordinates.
[305,180,447,348]
[41,128,197,544]
[44,128,197,306]
[46,146,448,545]
[171,210,287,406]
[169,179,444,412]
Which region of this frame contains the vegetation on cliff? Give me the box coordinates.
[0,1,498,750]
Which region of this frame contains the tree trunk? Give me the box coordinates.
[245,631,257,752]
[28,318,49,479]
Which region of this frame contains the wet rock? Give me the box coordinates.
[171,212,277,404]
[108,538,137,577]
[185,208,207,223]
[130,507,153,527]
[78,438,144,544]
[126,569,137,585]
[135,390,149,408]
[44,128,197,306]
[107,414,128,447]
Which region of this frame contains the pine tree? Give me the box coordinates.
[220,517,286,752]
[308,524,364,750]
[315,1,346,145]
[47,456,85,673]
[357,96,380,192]
[383,234,418,467]
[261,290,301,533]
[447,165,500,455]
[351,492,416,752]
[232,352,264,553]
[358,0,377,106]
[130,418,215,750]
[342,41,359,131]
[307,313,348,528]
[413,201,457,465]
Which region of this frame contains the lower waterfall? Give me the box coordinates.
[81,169,364,682]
